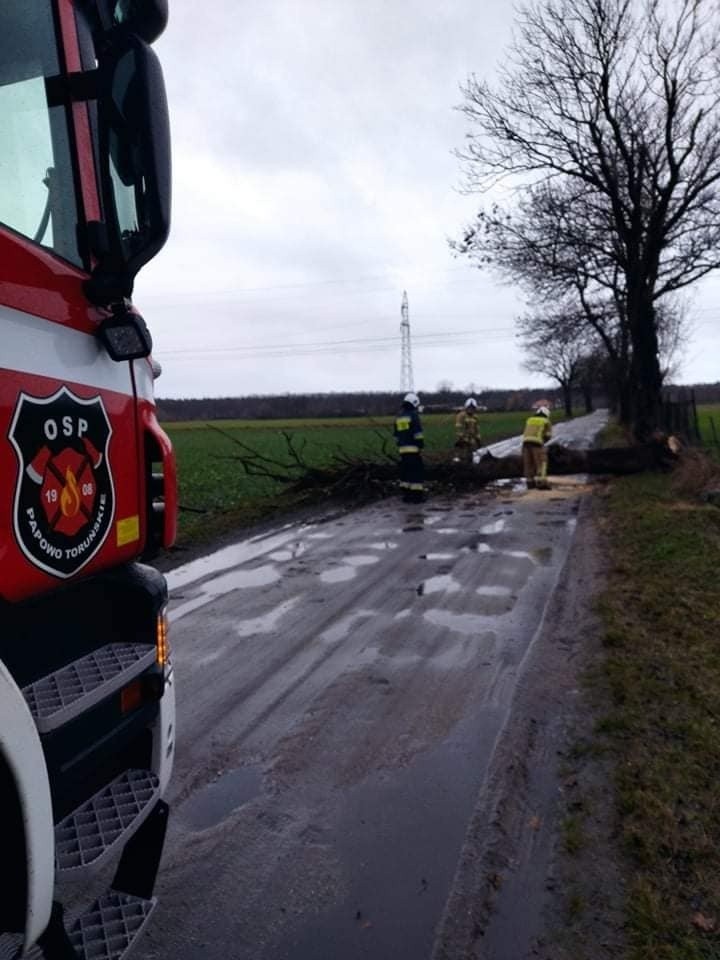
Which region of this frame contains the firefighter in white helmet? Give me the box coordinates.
[522,405,552,489]
[454,397,481,463]
[394,392,425,502]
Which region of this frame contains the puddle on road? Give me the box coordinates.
[167,527,309,592]
[422,575,461,596]
[489,546,553,567]
[367,541,399,551]
[421,552,457,561]
[319,555,380,584]
[487,479,526,495]
[236,596,301,638]
[320,567,357,584]
[476,585,513,597]
[181,765,263,831]
[460,540,493,554]
[268,542,307,562]
[170,564,280,622]
[479,518,506,535]
[435,528,460,535]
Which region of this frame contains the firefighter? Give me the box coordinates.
[394,392,425,503]
[522,405,552,489]
[454,397,481,463]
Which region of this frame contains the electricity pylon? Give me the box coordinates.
[400,290,414,392]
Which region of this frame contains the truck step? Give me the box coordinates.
[68,892,156,960]
[0,934,22,960]
[0,892,155,960]
[55,770,160,878]
[22,643,155,733]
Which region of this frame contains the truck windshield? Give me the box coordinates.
[0,3,82,266]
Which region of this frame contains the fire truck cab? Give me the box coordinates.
[0,2,177,957]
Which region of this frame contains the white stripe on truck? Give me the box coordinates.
[0,303,133,395]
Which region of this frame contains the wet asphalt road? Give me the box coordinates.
[140,411,607,960]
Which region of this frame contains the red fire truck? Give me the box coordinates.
[1,1,177,957]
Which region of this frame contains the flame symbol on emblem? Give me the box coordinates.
[60,468,81,518]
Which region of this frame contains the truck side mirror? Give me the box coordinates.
[95,0,169,45]
[86,34,171,304]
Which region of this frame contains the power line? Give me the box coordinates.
[160,326,515,358]
[161,333,513,364]
[140,265,478,305]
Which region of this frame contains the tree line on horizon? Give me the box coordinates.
[155,381,720,423]
[156,388,557,422]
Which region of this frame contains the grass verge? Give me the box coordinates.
[597,469,720,959]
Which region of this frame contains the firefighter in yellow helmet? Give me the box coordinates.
[454,397,481,463]
[522,405,552,489]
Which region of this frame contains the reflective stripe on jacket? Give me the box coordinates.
[394,410,424,453]
[522,415,552,445]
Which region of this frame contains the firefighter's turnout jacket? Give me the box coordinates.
[522,415,552,445]
[455,409,480,447]
[394,409,424,454]
[394,406,425,500]
[522,413,552,487]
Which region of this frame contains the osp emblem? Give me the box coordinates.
[8,387,115,578]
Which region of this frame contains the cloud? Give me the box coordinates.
[133,0,715,398]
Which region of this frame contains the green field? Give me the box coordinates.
[697,403,720,452]
[164,410,536,545]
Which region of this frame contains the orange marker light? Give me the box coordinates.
[156,608,170,667]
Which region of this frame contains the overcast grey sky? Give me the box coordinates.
[135,0,720,399]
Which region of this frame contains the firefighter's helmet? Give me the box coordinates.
[537,405,551,418]
[464,397,478,409]
[403,392,421,408]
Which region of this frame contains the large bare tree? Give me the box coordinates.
[455,0,720,439]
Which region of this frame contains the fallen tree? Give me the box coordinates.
[212,426,679,502]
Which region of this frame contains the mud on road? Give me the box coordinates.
[139,434,620,960]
